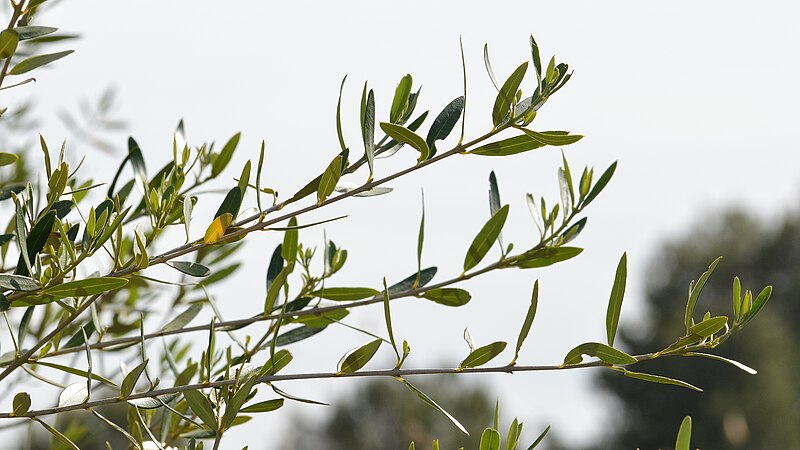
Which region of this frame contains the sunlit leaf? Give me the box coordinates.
[379,122,430,163]
[562,342,637,366]
[9,50,74,75]
[623,370,702,392]
[684,257,722,332]
[464,205,509,272]
[241,398,284,413]
[675,416,692,450]
[211,132,241,177]
[184,389,218,430]
[422,288,471,307]
[12,392,31,415]
[460,341,507,368]
[514,247,583,269]
[519,129,582,146]
[120,359,149,398]
[513,281,538,364]
[338,338,382,373]
[606,253,627,346]
[58,382,88,407]
[492,62,528,126]
[309,287,379,301]
[203,213,233,245]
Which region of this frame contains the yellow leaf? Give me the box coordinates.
[204,213,233,244]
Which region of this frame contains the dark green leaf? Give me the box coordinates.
[492,62,528,126]
[527,425,550,450]
[8,50,73,75]
[623,370,702,392]
[26,277,128,304]
[309,287,379,301]
[464,204,509,272]
[338,338,382,373]
[211,132,241,177]
[583,161,617,206]
[422,288,471,307]
[426,96,464,156]
[675,416,692,450]
[684,257,722,332]
[120,359,149,398]
[161,303,203,332]
[183,389,218,430]
[167,261,211,277]
[265,244,284,294]
[562,342,637,366]
[513,281,538,364]
[469,134,547,157]
[271,325,325,347]
[488,171,503,250]
[16,210,56,277]
[292,309,349,328]
[387,267,437,295]
[317,155,343,204]
[363,89,376,175]
[241,398,284,413]
[0,274,40,291]
[529,35,542,83]
[12,392,31,415]
[379,122,430,163]
[63,321,95,348]
[514,246,583,269]
[214,186,242,219]
[606,253,627,346]
[460,341,507,368]
[264,265,290,313]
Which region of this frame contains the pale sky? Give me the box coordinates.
[3,1,800,448]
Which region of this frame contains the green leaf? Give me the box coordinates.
[460,341,507,368]
[0,152,18,166]
[12,392,31,415]
[426,96,464,156]
[562,342,637,366]
[211,132,241,177]
[161,303,203,332]
[422,288,471,307]
[34,418,79,450]
[126,393,179,409]
[16,210,57,277]
[387,267,437,295]
[271,325,325,347]
[470,134,547,157]
[688,316,728,338]
[317,155,343,205]
[417,193,425,277]
[492,62,528,126]
[529,35,542,83]
[241,398,284,413]
[732,276,742,322]
[336,75,348,152]
[483,44,500,91]
[520,129,583,146]
[120,359,149,398]
[338,338,382,373]
[685,257,722,332]
[513,280,538,364]
[0,30,19,59]
[514,246,583,269]
[282,218,298,265]
[506,418,522,450]
[184,389,218,430]
[34,361,117,386]
[0,274,41,291]
[15,26,58,40]
[391,74,413,123]
[464,204,509,272]
[379,122,430,163]
[214,186,242,219]
[309,287,379,301]
[527,425,550,449]
[400,378,469,435]
[623,370,702,392]
[292,309,349,328]
[382,279,400,362]
[583,161,617,206]
[264,265,290,314]
[203,213,233,245]
[740,285,772,327]
[8,50,73,75]
[363,89,376,176]
[488,171,503,250]
[675,416,692,450]
[606,253,627,346]
[259,349,293,376]
[167,261,211,277]
[685,352,757,374]
[480,428,502,450]
[30,277,128,304]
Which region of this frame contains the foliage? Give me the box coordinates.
[0,2,773,449]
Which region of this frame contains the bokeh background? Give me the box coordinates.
[2,0,799,448]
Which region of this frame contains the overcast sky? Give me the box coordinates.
[4,0,800,448]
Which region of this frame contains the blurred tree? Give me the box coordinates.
[280,376,496,450]
[589,209,800,449]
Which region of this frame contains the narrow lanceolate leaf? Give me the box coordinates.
[259,349,294,376]
[241,398,284,413]
[513,281,539,364]
[317,155,343,205]
[520,129,583,146]
[514,247,583,269]
[12,392,31,415]
[31,277,128,303]
[606,253,627,346]
[400,378,469,435]
[740,285,772,327]
[120,359,149,398]
[488,171,503,249]
[685,352,757,375]
[183,389,218,430]
[211,132,241,177]
[684,257,722,332]
[480,428,502,450]
[470,134,547,157]
[338,338,382,373]
[583,161,617,206]
[0,30,19,59]
[16,209,57,277]
[391,74,413,123]
[8,50,74,75]
[126,393,179,409]
[0,274,40,291]
[15,25,58,40]
[363,90,376,176]
[379,122,430,163]
[204,212,233,245]
[460,341,507,368]
[282,217,298,265]
[387,267,437,294]
[382,279,400,361]
[426,96,464,156]
[528,425,551,449]
[336,75,348,151]
[492,62,528,127]
[562,342,637,366]
[214,186,242,219]
[675,416,693,450]
[421,288,471,307]
[464,204,509,272]
[35,361,117,386]
[309,287,379,301]
[167,261,211,277]
[161,303,203,332]
[34,418,79,450]
[688,316,728,338]
[624,370,702,392]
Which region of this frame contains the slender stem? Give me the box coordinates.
[0,0,25,91]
